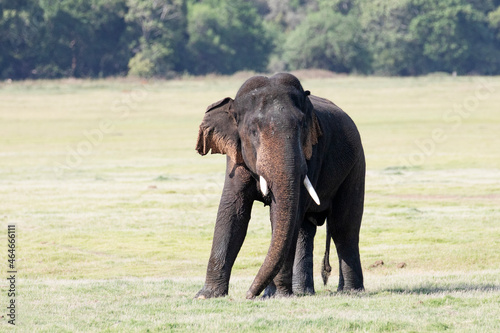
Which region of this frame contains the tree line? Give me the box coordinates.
[1,0,500,80]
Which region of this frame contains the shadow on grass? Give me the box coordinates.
[375,283,500,295]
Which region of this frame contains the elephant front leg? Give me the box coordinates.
[292,220,317,295]
[196,162,256,299]
[195,209,250,299]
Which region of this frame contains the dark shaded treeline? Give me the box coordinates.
[1,0,500,79]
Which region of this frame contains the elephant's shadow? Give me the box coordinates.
[370,283,499,295]
[317,282,499,297]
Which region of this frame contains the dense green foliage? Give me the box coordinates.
[2,0,500,79]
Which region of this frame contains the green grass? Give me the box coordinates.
[1,74,499,332]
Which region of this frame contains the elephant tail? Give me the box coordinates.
[321,222,332,286]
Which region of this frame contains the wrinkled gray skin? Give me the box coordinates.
[195,73,365,299]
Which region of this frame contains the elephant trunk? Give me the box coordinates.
[246,144,305,299]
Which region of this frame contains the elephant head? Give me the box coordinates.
[196,73,323,298]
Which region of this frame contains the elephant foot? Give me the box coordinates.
[293,286,315,296]
[274,290,293,298]
[337,285,365,293]
[259,281,293,299]
[260,291,293,299]
[337,276,364,292]
[194,286,227,299]
[246,287,293,300]
[261,282,277,298]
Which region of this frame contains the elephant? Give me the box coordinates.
[194,73,365,299]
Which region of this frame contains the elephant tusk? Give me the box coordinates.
[304,176,321,205]
[260,176,269,196]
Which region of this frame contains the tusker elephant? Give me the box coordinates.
[195,73,365,299]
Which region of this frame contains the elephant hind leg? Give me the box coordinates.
[329,159,365,291]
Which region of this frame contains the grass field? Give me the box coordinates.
[1,74,499,332]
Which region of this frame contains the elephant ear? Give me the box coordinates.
[195,97,243,164]
[303,97,323,160]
